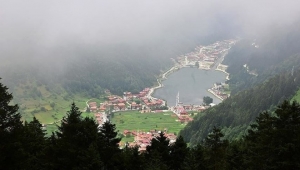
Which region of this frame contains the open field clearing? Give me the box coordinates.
[111,110,185,135]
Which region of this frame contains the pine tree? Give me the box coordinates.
[245,100,300,169]
[226,140,246,170]
[204,126,229,170]
[21,117,47,169]
[146,132,170,168]
[120,146,145,170]
[98,121,121,170]
[183,144,206,170]
[0,78,24,169]
[169,136,188,170]
[50,102,103,169]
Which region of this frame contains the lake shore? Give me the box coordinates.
[148,39,237,106]
[146,65,180,105]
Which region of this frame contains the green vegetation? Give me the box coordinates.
[181,25,300,145]
[20,93,92,122]
[2,78,300,169]
[181,69,300,144]
[7,79,107,126]
[203,96,213,105]
[10,81,107,135]
[291,88,300,103]
[111,110,184,134]
[223,23,300,95]
[10,81,90,123]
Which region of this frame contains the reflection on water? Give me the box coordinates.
[153,67,226,106]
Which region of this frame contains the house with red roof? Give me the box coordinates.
[90,106,98,112]
[117,103,126,110]
[123,130,131,136]
[89,102,97,107]
[131,102,141,110]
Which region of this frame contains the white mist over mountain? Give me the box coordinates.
[0,0,299,65]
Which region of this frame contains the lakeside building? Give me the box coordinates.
[172,92,194,123]
[175,39,237,69]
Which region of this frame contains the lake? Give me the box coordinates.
[152,67,227,106]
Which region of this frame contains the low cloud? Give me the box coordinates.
[0,0,299,64]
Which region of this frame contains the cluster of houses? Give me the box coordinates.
[208,82,230,101]
[176,39,237,69]
[88,102,108,126]
[172,105,196,123]
[123,89,164,112]
[89,96,126,112]
[87,87,168,126]
[123,130,177,152]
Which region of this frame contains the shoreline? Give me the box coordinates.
[148,64,230,106]
[147,40,235,106]
[146,65,180,104]
[148,65,229,106]
[207,89,224,101]
[215,66,230,80]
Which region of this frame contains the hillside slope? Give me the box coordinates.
[180,66,300,145]
[180,22,300,144]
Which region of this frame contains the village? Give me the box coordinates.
[87,39,237,151]
[88,87,207,151]
[208,82,231,101]
[175,39,237,69]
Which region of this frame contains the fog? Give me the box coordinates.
[1,0,300,66]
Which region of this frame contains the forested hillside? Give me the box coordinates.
[2,79,300,169]
[180,21,300,145]
[223,20,300,95]
[181,68,300,144]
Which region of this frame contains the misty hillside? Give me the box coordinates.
[3,1,300,169]
[0,0,238,123]
[1,35,231,123]
[180,23,300,144]
[223,20,300,95]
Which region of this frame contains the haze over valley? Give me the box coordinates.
[1,1,299,119]
[2,1,300,169]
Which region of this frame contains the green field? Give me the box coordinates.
[11,82,106,135]
[20,94,95,123]
[21,96,103,135]
[111,110,185,135]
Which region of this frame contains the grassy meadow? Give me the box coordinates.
[21,95,103,135]
[20,94,99,124]
[11,82,106,135]
[111,110,185,135]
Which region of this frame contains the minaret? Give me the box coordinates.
[176,92,180,115]
[176,92,179,107]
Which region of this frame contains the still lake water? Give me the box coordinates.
[153,67,227,106]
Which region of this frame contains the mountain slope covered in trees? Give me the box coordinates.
[181,68,300,144]
[223,20,300,95]
[180,22,300,145]
[2,79,300,169]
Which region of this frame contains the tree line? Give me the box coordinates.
[180,25,300,145]
[2,79,300,169]
[180,68,300,145]
[223,20,300,95]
